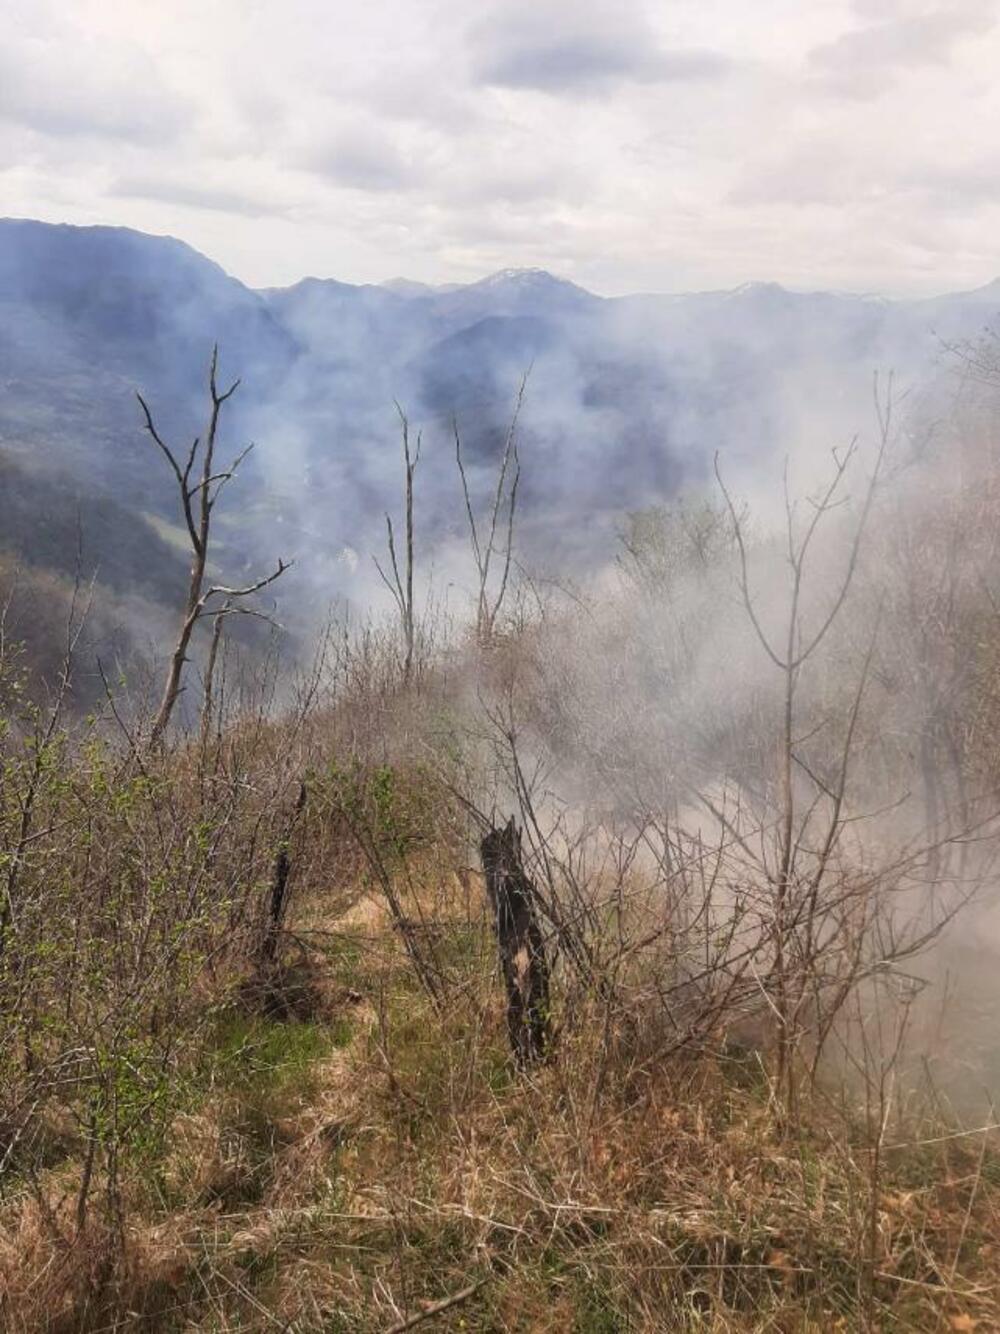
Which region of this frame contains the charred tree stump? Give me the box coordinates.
[480,817,550,1066]
[261,781,307,966]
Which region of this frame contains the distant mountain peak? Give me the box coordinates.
[380,277,436,296]
[729,281,788,298]
[948,275,1000,303]
[473,267,588,293]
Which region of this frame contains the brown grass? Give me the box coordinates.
[0,863,996,1333]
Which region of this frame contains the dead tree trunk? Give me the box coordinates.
[374,404,420,684]
[480,817,550,1066]
[454,374,527,648]
[261,782,307,966]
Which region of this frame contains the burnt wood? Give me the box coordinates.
[480,818,550,1066]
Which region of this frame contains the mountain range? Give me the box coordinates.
[2,216,999,690]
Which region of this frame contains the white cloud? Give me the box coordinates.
[107,173,293,219]
[303,123,419,191]
[0,26,189,143]
[808,0,998,98]
[471,2,731,94]
[2,0,1000,296]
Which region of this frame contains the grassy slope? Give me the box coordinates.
[2,871,996,1334]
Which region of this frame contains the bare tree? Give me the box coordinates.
[137,346,289,745]
[375,404,420,684]
[455,373,528,647]
[713,380,890,1123]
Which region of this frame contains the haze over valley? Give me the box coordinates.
[3,215,999,681]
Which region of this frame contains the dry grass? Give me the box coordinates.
[0,870,996,1334]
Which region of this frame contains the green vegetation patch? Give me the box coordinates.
[208,1013,351,1104]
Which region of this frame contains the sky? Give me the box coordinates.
[2,0,999,296]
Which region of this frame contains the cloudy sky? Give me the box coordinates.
[2,0,999,295]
